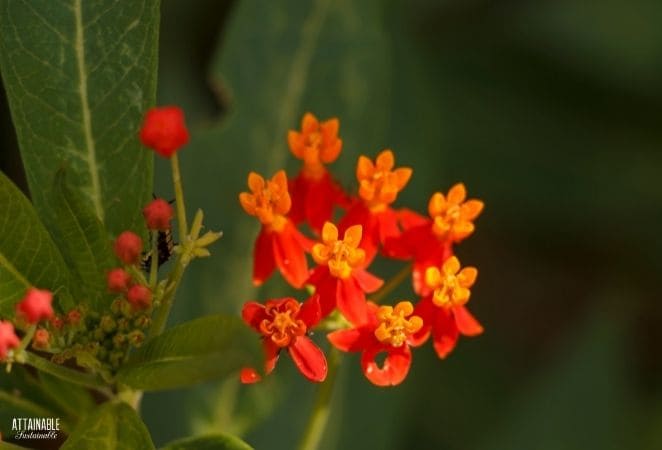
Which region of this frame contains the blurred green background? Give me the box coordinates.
[2,0,662,449]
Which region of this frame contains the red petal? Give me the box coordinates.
[299,294,322,328]
[288,175,307,225]
[273,223,309,288]
[328,328,371,352]
[308,267,337,318]
[289,336,328,382]
[264,339,280,374]
[241,301,266,330]
[353,269,383,294]
[409,298,435,347]
[253,229,276,286]
[361,345,412,387]
[305,173,339,232]
[240,367,261,384]
[431,309,459,359]
[398,208,428,230]
[453,306,484,336]
[337,277,368,325]
[377,208,400,245]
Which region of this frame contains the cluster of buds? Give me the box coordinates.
[240,113,484,386]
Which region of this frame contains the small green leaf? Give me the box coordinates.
[116,315,260,391]
[161,434,253,450]
[0,0,160,237]
[51,169,115,309]
[61,402,154,450]
[0,171,74,314]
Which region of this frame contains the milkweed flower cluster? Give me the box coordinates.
[240,113,484,386]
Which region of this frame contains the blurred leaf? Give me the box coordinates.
[0,171,74,314]
[170,0,392,314]
[161,433,253,450]
[0,0,160,236]
[116,314,260,391]
[38,372,96,423]
[51,169,115,310]
[61,402,154,450]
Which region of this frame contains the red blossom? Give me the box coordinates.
[241,296,327,383]
[328,301,423,386]
[309,222,383,323]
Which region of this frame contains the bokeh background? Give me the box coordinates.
[2,0,662,449]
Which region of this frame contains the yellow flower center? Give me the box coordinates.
[356,150,412,212]
[428,183,484,242]
[259,299,307,347]
[374,301,423,347]
[312,223,365,279]
[424,256,478,309]
[239,170,291,231]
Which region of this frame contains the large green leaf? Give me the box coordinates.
[161,434,253,450]
[0,171,74,314]
[51,169,115,310]
[0,0,160,236]
[116,314,260,391]
[61,402,154,450]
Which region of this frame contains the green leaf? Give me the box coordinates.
[61,402,154,450]
[51,169,115,309]
[161,434,253,450]
[0,171,74,314]
[116,314,260,391]
[0,0,160,236]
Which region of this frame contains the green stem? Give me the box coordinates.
[297,348,341,450]
[171,153,188,241]
[21,352,109,392]
[371,263,412,303]
[149,256,186,337]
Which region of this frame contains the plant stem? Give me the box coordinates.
[171,153,188,241]
[149,256,186,337]
[22,351,109,392]
[371,263,412,303]
[297,348,341,450]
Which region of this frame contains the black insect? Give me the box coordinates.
[141,228,175,272]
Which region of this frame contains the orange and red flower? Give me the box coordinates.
[339,150,412,263]
[239,170,311,288]
[308,222,383,323]
[386,183,483,295]
[329,301,422,386]
[241,296,327,383]
[410,256,483,358]
[287,113,347,232]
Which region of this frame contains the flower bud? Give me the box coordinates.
[32,329,50,350]
[143,198,174,231]
[127,285,152,309]
[139,106,189,158]
[0,320,20,360]
[16,288,54,324]
[114,231,143,265]
[107,268,131,292]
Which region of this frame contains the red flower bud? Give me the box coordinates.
[114,231,143,265]
[32,329,50,349]
[16,288,54,324]
[127,285,152,309]
[66,309,82,326]
[107,268,132,292]
[143,198,174,230]
[139,106,189,158]
[0,320,19,360]
[49,315,63,330]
